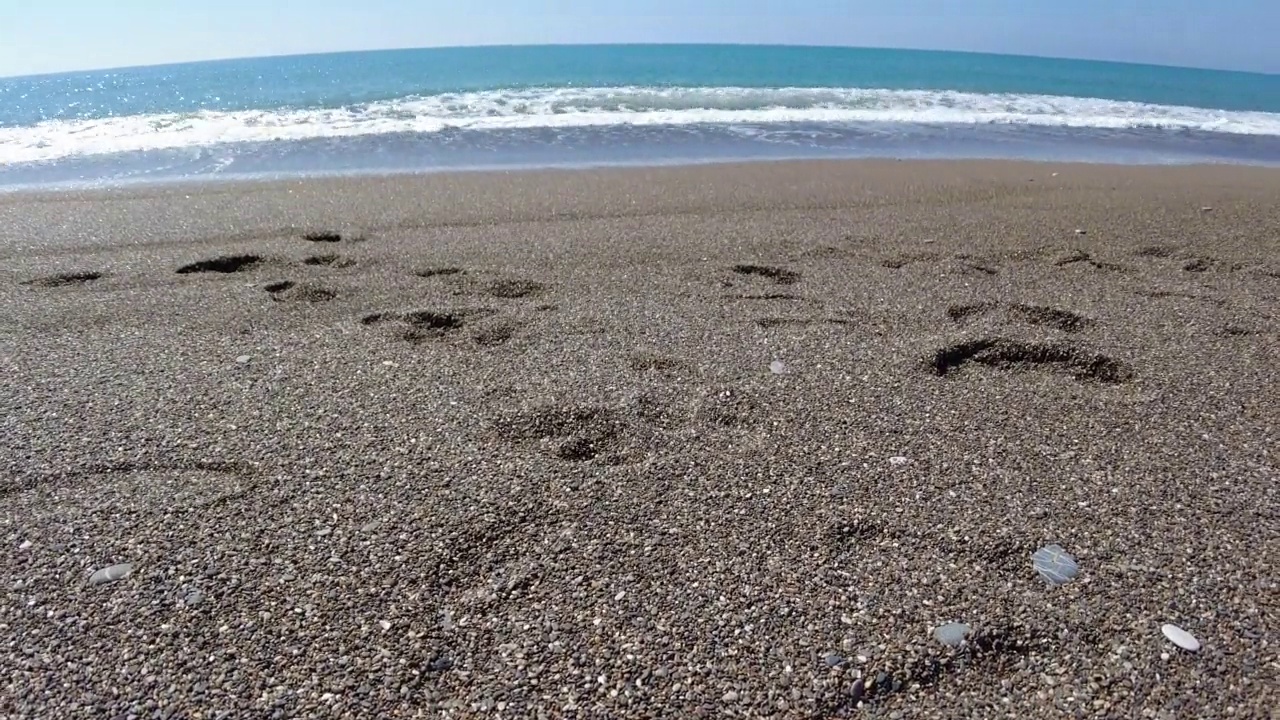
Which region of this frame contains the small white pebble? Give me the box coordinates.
[889,456,909,466]
[379,620,391,631]
[614,591,626,601]
[18,540,32,551]
[235,355,252,364]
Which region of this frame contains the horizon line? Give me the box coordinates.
[2,41,1277,81]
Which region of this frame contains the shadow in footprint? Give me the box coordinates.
[177,255,262,274]
[22,271,103,288]
[629,353,688,372]
[733,265,800,284]
[473,324,515,347]
[947,302,998,322]
[415,267,465,278]
[487,279,546,299]
[1054,251,1128,273]
[1183,257,1214,273]
[265,282,336,302]
[302,232,342,243]
[1007,304,1094,333]
[931,338,1131,384]
[304,254,355,268]
[497,405,634,464]
[402,310,467,341]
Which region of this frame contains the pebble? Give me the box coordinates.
[1161,623,1201,652]
[89,563,133,585]
[933,622,971,647]
[769,360,787,375]
[235,355,252,364]
[379,620,392,631]
[183,591,205,607]
[824,652,845,667]
[1200,206,1214,212]
[850,677,865,702]
[1032,543,1080,585]
[889,456,909,465]
[1074,228,1087,235]
[721,690,739,702]
[18,540,32,550]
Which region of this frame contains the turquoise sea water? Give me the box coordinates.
[2,44,1279,188]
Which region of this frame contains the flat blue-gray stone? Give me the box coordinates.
[1033,544,1079,585]
[933,622,970,647]
[90,563,133,585]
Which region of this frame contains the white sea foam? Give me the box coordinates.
[3,86,1279,165]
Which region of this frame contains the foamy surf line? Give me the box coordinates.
[4,86,1280,165]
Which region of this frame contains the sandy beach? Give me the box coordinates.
[1,160,1276,718]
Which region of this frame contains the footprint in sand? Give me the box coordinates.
[731,264,801,285]
[929,338,1131,384]
[303,253,356,268]
[264,281,337,302]
[947,302,1095,333]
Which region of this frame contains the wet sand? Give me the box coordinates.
[1,160,1277,718]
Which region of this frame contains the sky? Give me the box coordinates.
[0,0,1276,78]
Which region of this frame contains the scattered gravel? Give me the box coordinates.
[0,162,1276,718]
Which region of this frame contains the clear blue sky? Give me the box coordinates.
[1,0,1276,77]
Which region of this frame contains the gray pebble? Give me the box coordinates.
[235,355,252,364]
[721,690,739,702]
[933,622,971,647]
[89,563,133,586]
[824,653,845,667]
[1033,543,1079,585]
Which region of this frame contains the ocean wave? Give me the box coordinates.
[4,86,1280,164]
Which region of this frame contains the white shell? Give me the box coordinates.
[1161,623,1201,652]
[90,563,133,585]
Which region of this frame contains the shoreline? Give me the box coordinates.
[5,151,1280,198]
[1,160,1276,718]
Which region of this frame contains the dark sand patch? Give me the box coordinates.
[303,254,355,268]
[1183,257,1214,273]
[1135,245,1176,258]
[473,324,516,347]
[732,264,801,284]
[415,267,465,278]
[486,279,546,298]
[947,302,999,322]
[1054,250,1129,272]
[629,353,688,372]
[729,292,804,301]
[22,271,103,288]
[302,231,343,243]
[1007,304,1095,333]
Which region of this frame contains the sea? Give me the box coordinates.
[2,44,1280,190]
